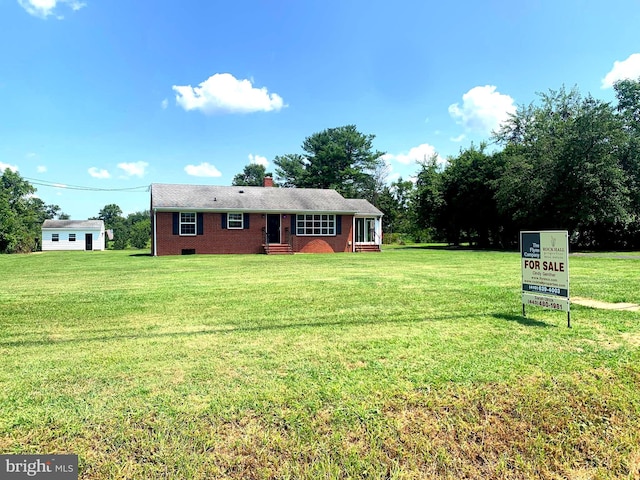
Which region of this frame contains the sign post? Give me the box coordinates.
[520,231,570,327]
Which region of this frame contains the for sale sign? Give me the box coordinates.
[521,231,570,312]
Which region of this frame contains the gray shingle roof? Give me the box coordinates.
[151,184,382,215]
[42,220,105,229]
[343,199,383,216]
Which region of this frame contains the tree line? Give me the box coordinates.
[90,204,150,250]
[234,79,640,251]
[2,79,639,253]
[406,80,640,249]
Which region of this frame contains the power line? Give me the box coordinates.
[23,177,150,192]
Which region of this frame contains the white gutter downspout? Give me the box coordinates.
[153,208,157,256]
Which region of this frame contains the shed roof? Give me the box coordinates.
[42,220,104,230]
[151,183,382,216]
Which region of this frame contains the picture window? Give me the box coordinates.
[296,214,335,236]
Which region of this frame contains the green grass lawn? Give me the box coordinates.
[1,248,639,479]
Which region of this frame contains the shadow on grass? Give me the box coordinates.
[1,313,490,347]
[386,244,470,251]
[493,312,555,328]
[129,252,152,257]
[386,244,518,253]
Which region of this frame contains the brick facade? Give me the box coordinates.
[152,212,354,255]
[292,215,353,253]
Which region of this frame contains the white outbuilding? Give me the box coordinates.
[41,220,106,251]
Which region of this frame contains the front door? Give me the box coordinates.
[266,214,280,244]
[85,233,93,251]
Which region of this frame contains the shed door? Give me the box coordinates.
[85,233,93,251]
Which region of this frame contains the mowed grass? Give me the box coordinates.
[0,248,639,479]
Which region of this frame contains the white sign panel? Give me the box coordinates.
[521,231,570,313]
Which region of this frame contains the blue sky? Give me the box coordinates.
[1,0,640,219]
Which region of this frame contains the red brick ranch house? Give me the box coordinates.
[150,179,383,256]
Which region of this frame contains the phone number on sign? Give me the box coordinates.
[525,297,565,310]
[526,285,562,295]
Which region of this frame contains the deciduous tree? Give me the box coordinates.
[495,86,631,248]
[97,204,123,230]
[614,78,640,244]
[0,169,58,253]
[129,217,151,249]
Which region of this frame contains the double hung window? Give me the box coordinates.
[227,213,243,229]
[180,213,196,235]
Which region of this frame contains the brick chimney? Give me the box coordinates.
[263,176,274,187]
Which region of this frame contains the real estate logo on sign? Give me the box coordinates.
[521,231,569,312]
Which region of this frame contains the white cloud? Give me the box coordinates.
[18,0,86,19]
[449,85,516,134]
[602,53,640,89]
[0,162,19,172]
[37,165,47,173]
[88,167,110,179]
[387,172,401,183]
[53,183,67,188]
[173,73,285,114]
[161,98,168,109]
[117,161,148,178]
[248,153,268,167]
[383,143,443,166]
[184,162,222,177]
[450,134,466,142]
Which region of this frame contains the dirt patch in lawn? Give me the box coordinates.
[572,297,640,312]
